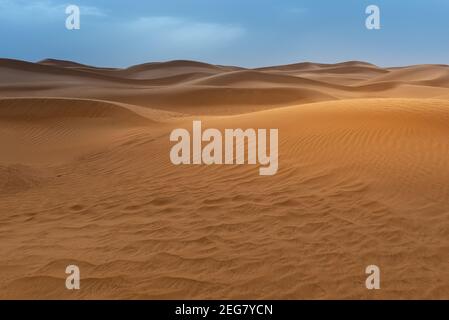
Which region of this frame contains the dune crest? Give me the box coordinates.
[1,58,449,114]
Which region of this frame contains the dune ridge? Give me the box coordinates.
[2,59,449,114]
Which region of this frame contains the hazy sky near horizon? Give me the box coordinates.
[1,0,449,67]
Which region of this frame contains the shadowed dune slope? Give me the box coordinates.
[104,86,337,114]
[0,98,155,165]
[0,97,153,122]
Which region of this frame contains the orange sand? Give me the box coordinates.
[0,59,448,299]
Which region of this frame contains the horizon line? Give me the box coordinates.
[2,57,449,70]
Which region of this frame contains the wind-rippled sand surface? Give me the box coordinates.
[0,59,448,299]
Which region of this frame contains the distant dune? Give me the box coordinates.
[2,59,449,113]
[0,59,449,299]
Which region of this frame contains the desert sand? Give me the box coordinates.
[0,59,448,299]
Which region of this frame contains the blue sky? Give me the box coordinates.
[1,0,449,67]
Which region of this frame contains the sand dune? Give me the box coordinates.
[3,59,449,114]
[257,61,387,86]
[256,60,379,72]
[1,59,449,299]
[0,98,154,165]
[39,59,240,81]
[0,97,152,121]
[105,86,337,114]
[38,58,107,70]
[119,60,241,79]
[361,65,449,87]
[189,70,343,88]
